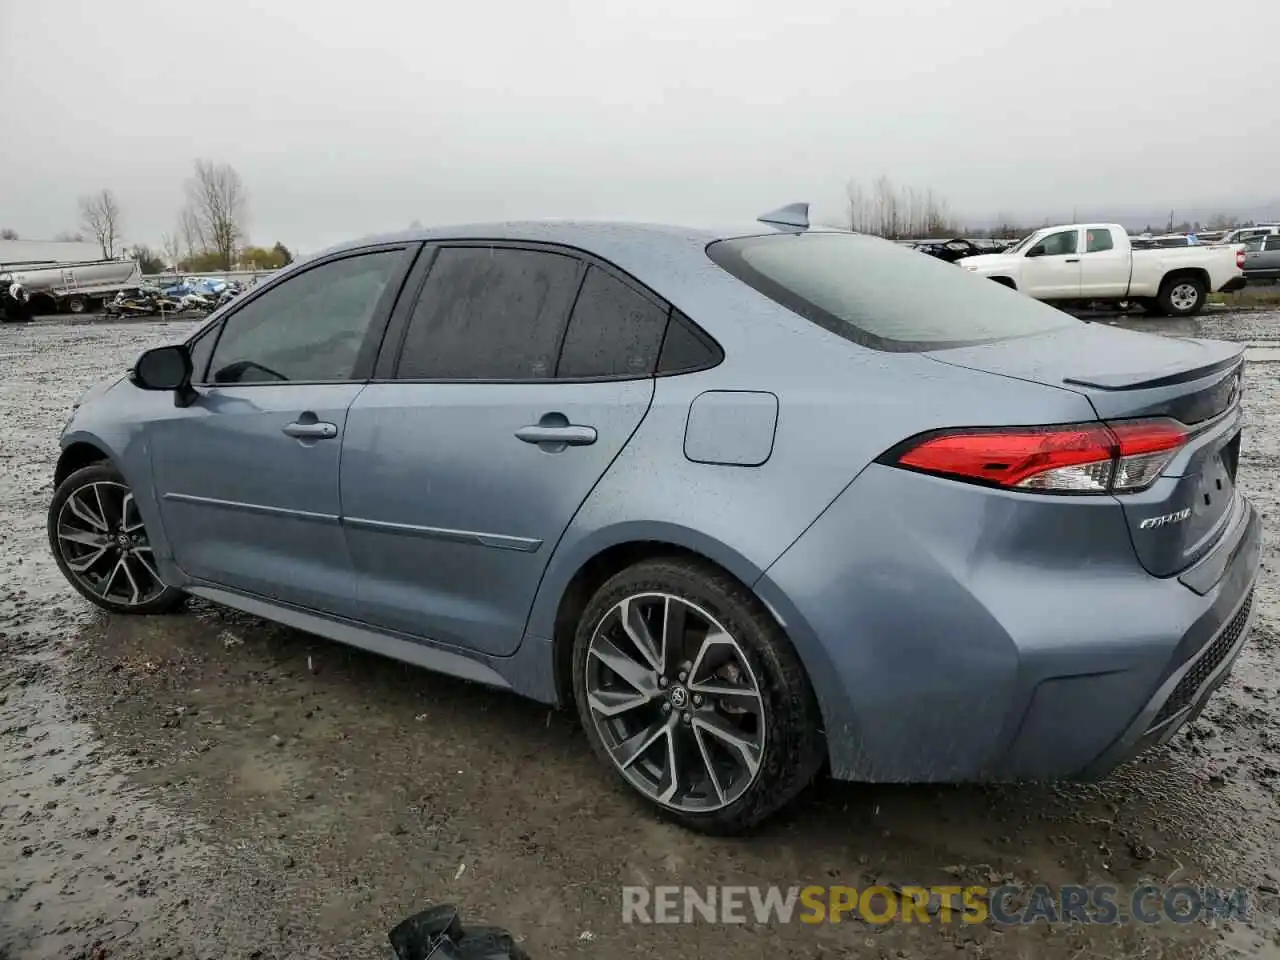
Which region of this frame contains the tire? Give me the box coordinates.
[571,557,824,834]
[47,463,185,615]
[66,296,88,314]
[1157,275,1206,317]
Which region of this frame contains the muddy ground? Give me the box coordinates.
[2,311,1279,959]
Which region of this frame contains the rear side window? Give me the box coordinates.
[556,266,668,378]
[397,246,581,380]
[707,232,1077,352]
[1086,229,1114,253]
[657,310,722,374]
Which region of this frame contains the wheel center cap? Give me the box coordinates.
[668,686,689,709]
[116,533,130,547]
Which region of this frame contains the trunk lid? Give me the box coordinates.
[926,324,1247,577]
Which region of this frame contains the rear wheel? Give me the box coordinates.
[47,463,185,614]
[65,295,89,314]
[572,557,824,834]
[1158,276,1206,317]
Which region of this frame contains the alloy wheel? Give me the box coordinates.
[584,592,766,813]
[55,481,167,607]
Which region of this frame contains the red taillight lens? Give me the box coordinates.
[885,419,1188,494]
[1237,248,1247,269]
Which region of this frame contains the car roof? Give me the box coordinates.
[320,218,820,260]
[299,218,844,311]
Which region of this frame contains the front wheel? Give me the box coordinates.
[1158,276,1206,317]
[572,557,824,834]
[47,463,185,614]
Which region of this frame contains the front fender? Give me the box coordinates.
[57,422,179,583]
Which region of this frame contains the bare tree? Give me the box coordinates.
[178,206,204,260]
[184,159,248,270]
[0,228,18,240]
[79,189,123,259]
[160,232,182,272]
[845,180,870,233]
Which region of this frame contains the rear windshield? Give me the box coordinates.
[706,231,1079,352]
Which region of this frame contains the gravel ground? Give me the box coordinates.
[2,312,1280,959]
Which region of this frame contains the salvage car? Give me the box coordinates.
[958,222,1246,315]
[47,205,1261,833]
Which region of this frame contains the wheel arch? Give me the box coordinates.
[537,524,772,707]
[538,524,836,774]
[1160,267,1210,292]
[989,275,1017,289]
[55,440,112,486]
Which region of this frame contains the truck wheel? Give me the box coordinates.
[1158,276,1206,317]
[66,295,88,314]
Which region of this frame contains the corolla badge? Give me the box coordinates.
[1139,508,1191,530]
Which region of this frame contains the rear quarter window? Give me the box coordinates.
[706,232,1078,352]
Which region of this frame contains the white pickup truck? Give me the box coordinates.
[957,223,1246,316]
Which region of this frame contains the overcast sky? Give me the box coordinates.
[2,0,1276,254]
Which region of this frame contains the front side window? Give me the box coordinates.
[1037,230,1079,256]
[207,251,402,384]
[556,266,668,378]
[396,246,581,380]
[707,231,1077,352]
[1085,229,1114,253]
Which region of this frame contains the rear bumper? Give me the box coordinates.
[755,464,1262,783]
[1218,276,1248,293]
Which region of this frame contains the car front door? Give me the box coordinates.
[147,244,418,616]
[1021,228,1083,298]
[1078,226,1130,297]
[339,245,673,656]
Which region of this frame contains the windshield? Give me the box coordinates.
[1002,233,1040,255]
[706,231,1079,352]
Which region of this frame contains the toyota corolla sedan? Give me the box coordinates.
[48,204,1261,834]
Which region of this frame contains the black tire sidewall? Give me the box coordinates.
[1159,277,1205,316]
[47,462,184,615]
[570,557,822,834]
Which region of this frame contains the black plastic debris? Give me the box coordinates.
[390,904,531,960]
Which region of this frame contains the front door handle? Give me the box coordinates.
[282,420,338,440]
[1065,258,1080,263]
[515,424,597,446]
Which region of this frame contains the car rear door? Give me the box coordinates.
[147,244,418,616]
[339,244,667,656]
[1078,226,1131,297]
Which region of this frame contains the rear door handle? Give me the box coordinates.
[282,420,338,440]
[515,424,597,446]
[1065,258,1080,263]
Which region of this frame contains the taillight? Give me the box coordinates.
[883,419,1189,494]
[1237,248,1247,269]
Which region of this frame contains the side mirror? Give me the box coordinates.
[132,344,199,406]
[132,344,191,390]
[1025,245,1045,258]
